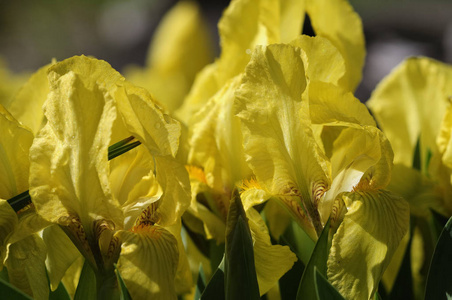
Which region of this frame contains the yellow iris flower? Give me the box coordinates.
[367,57,452,294]
[176,0,365,125]
[28,56,191,299]
[235,43,409,300]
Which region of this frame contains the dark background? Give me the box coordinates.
[1,0,451,101]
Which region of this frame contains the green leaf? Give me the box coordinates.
[388,218,415,300]
[296,218,331,300]
[281,219,315,265]
[224,191,260,300]
[201,257,225,300]
[279,257,304,300]
[425,216,452,299]
[49,281,71,300]
[195,265,207,299]
[314,266,345,300]
[115,264,131,300]
[0,277,33,300]
[74,260,96,300]
[430,209,449,239]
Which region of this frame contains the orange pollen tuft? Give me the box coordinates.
[186,165,208,184]
[238,177,261,192]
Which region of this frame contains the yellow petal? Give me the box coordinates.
[247,208,297,295]
[4,234,49,300]
[306,81,376,127]
[8,209,50,245]
[290,35,345,86]
[116,225,179,300]
[153,155,191,227]
[115,82,181,157]
[0,200,18,261]
[176,0,306,124]
[0,105,33,199]
[109,146,162,230]
[42,225,81,291]
[218,0,304,83]
[306,0,365,91]
[8,62,55,134]
[188,75,252,192]
[126,1,213,112]
[387,164,444,218]
[61,256,84,298]
[321,126,391,223]
[327,190,409,300]
[236,44,330,236]
[29,57,123,230]
[367,57,452,168]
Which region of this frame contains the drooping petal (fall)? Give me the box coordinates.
[306,0,365,91]
[247,208,297,295]
[327,190,409,300]
[4,234,49,300]
[29,57,123,230]
[116,225,179,300]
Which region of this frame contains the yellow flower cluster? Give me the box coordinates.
[0,0,449,299]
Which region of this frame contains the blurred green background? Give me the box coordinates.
[0,0,451,101]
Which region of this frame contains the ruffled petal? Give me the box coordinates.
[367,57,452,167]
[29,57,123,229]
[177,0,306,123]
[115,82,181,157]
[116,225,179,300]
[290,35,345,86]
[327,190,409,300]
[236,44,330,236]
[306,81,376,127]
[188,75,251,192]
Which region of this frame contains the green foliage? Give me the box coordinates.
[0,276,33,300]
[115,265,131,300]
[224,191,260,300]
[297,218,331,300]
[74,260,97,300]
[425,216,452,299]
[314,267,345,300]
